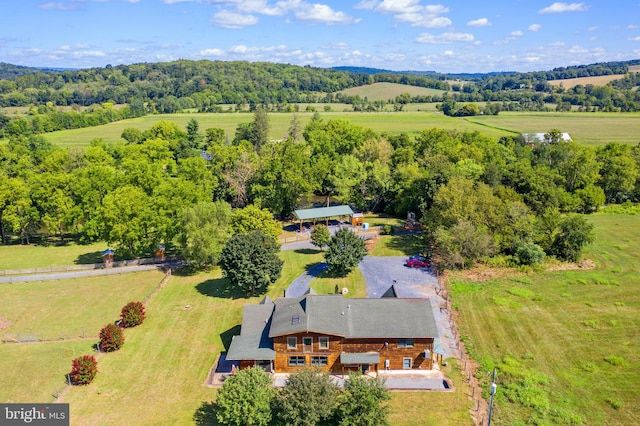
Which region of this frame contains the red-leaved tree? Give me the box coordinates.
[120,301,146,328]
[99,323,124,352]
[70,355,98,385]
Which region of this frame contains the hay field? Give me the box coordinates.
[337,82,446,101]
[466,111,640,145]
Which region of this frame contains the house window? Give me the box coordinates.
[287,337,297,350]
[403,358,412,369]
[311,356,328,367]
[319,336,329,350]
[398,338,414,348]
[303,337,312,351]
[288,356,306,367]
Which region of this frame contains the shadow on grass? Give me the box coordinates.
[294,248,322,255]
[220,325,242,352]
[193,401,220,426]
[74,251,104,265]
[195,277,248,300]
[385,234,427,256]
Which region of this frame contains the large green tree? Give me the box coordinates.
[273,368,339,426]
[337,373,391,426]
[549,214,594,262]
[324,228,367,276]
[230,204,281,243]
[219,231,283,296]
[215,366,275,426]
[178,200,232,267]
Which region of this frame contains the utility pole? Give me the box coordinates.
[487,367,497,426]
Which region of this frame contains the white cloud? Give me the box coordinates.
[374,1,451,28]
[323,42,350,50]
[630,36,640,41]
[199,48,226,56]
[468,18,491,27]
[510,30,523,37]
[354,0,378,9]
[539,2,589,13]
[528,24,541,31]
[207,0,355,25]
[211,10,259,28]
[38,2,79,10]
[294,3,354,24]
[416,32,474,44]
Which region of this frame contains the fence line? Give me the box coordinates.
[0,257,179,277]
[436,266,489,426]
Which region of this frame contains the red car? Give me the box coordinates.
[405,258,431,268]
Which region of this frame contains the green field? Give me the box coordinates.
[337,82,446,101]
[40,110,640,148]
[42,110,512,147]
[451,213,640,425]
[467,111,640,146]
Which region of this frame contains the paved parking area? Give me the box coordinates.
[358,256,438,298]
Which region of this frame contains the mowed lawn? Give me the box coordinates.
[0,240,108,270]
[0,237,476,424]
[451,213,640,425]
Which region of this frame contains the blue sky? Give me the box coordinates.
[2,0,639,73]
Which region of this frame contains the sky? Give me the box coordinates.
[1,0,640,73]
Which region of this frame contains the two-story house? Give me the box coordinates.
[225,291,439,374]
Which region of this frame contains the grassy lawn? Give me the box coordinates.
[0,240,108,270]
[450,213,640,425]
[310,267,367,298]
[368,234,426,257]
[387,359,474,426]
[0,270,166,340]
[0,340,95,403]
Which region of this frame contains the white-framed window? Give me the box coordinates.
[303,336,312,351]
[288,356,306,367]
[398,338,414,348]
[311,356,328,367]
[287,337,297,350]
[403,358,412,369]
[319,336,329,350]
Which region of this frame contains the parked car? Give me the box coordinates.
[405,257,431,268]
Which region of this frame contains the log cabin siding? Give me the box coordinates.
[272,334,434,373]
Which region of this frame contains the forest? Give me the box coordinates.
[0,58,639,124]
[1,107,638,268]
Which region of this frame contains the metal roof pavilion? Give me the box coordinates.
[292,205,355,231]
[293,205,354,221]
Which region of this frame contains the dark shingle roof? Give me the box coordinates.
[269,295,438,339]
[226,297,276,361]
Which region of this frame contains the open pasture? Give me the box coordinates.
[467,111,640,145]
[42,110,511,147]
[337,82,446,101]
[0,240,107,270]
[451,213,640,425]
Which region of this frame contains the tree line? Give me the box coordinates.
[1,111,638,266]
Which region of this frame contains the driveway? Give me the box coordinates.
[358,256,438,298]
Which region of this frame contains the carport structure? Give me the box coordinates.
[293,205,354,232]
